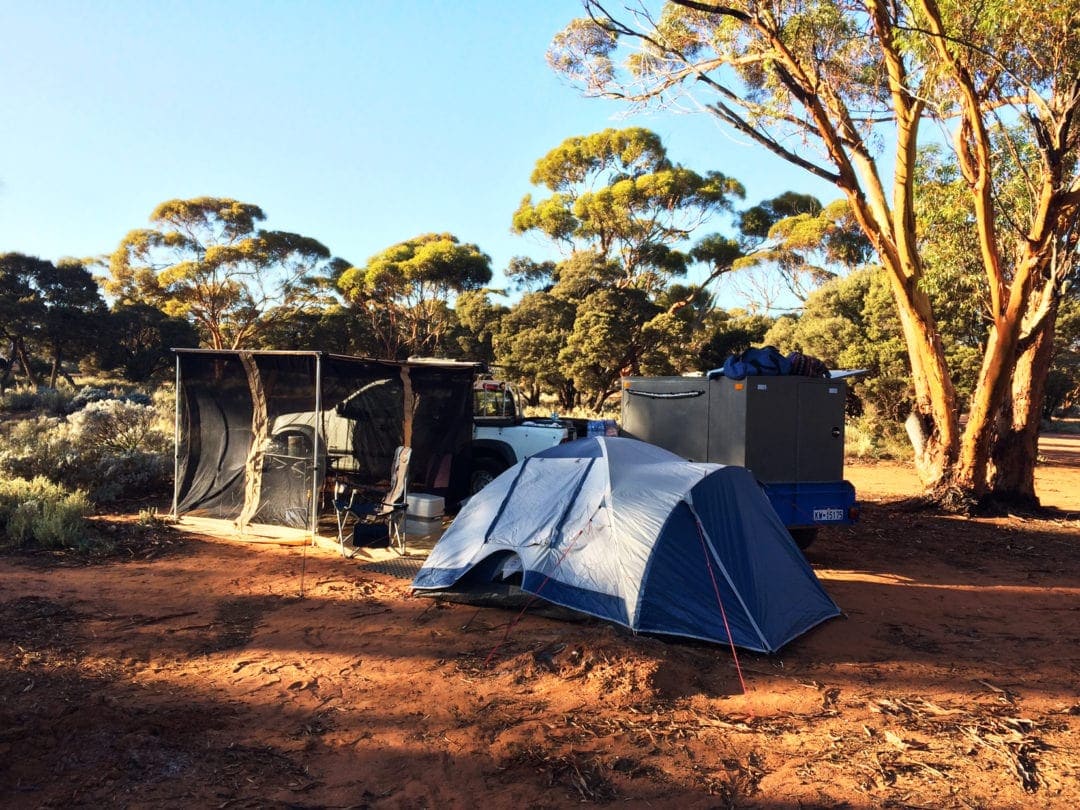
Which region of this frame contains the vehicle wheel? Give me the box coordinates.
[469,459,507,495]
[789,528,818,550]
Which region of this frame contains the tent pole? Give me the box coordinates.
[309,353,324,541]
[171,354,181,520]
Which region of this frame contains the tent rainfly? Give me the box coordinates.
[412,436,840,653]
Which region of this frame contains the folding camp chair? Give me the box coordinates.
[333,445,412,558]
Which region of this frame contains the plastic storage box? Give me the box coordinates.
[406,493,445,519]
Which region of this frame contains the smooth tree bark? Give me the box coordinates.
[552,0,1080,505]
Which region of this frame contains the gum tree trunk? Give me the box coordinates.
[988,296,1059,506]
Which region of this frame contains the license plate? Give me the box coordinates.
[813,508,845,522]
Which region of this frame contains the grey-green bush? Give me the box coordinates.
[0,397,172,502]
[0,476,91,549]
[0,386,74,415]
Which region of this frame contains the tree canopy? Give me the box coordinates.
[551,0,1080,506]
[337,233,493,360]
[0,253,108,390]
[496,127,762,406]
[107,197,337,351]
[513,127,744,290]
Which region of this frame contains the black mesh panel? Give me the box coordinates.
[175,351,478,529]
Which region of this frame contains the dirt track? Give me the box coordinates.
[2,437,1078,808]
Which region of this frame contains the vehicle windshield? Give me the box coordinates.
[474,383,516,419]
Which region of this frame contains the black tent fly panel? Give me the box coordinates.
[172,350,476,533]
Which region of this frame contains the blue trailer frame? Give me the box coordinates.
[759,480,858,528]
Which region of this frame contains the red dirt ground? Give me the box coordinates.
[2,437,1079,809]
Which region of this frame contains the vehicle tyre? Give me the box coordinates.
[469,459,507,495]
[789,527,818,550]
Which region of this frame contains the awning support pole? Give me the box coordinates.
[171,354,181,519]
[309,353,324,541]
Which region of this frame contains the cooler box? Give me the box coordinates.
[406,493,445,519]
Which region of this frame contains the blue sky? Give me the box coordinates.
[0,1,836,302]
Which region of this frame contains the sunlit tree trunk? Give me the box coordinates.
[558,0,1080,509]
[988,319,1055,506]
[883,267,960,488]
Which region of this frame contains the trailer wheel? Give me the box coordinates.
[789,528,818,550]
[469,459,507,495]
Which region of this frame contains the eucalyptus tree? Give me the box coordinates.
[765,268,911,423]
[510,128,748,405]
[451,289,510,364]
[35,259,109,388]
[551,1,1080,507]
[735,195,874,304]
[95,303,200,382]
[0,253,48,388]
[107,197,336,351]
[251,304,378,356]
[1044,296,1080,418]
[0,253,108,389]
[504,256,559,294]
[337,233,492,360]
[494,290,579,408]
[561,285,662,409]
[513,127,744,292]
[692,307,773,372]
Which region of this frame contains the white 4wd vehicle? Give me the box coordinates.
[469,380,570,493]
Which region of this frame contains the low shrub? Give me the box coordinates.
[0,386,74,415]
[67,399,172,454]
[68,385,157,413]
[844,411,912,461]
[0,399,172,502]
[0,475,91,550]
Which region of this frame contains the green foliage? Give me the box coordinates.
[68,399,168,453]
[552,0,1080,498]
[253,304,379,356]
[108,197,338,351]
[501,128,760,408]
[694,310,774,371]
[0,254,49,384]
[35,258,109,387]
[337,233,492,359]
[495,291,578,408]
[844,413,914,461]
[0,386,73,415]
[560,287,660,409]
[1048,294,1080,417]
[452,290,509,363]
[0,252,108,390]
[513,127,743,287]
[0,476,91,550]
[912,146,988,352]
[93,303,200,382]
[734,196,872,302]
[505,256,558,293]
[764,268,912,447]
[739,193,823,239]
